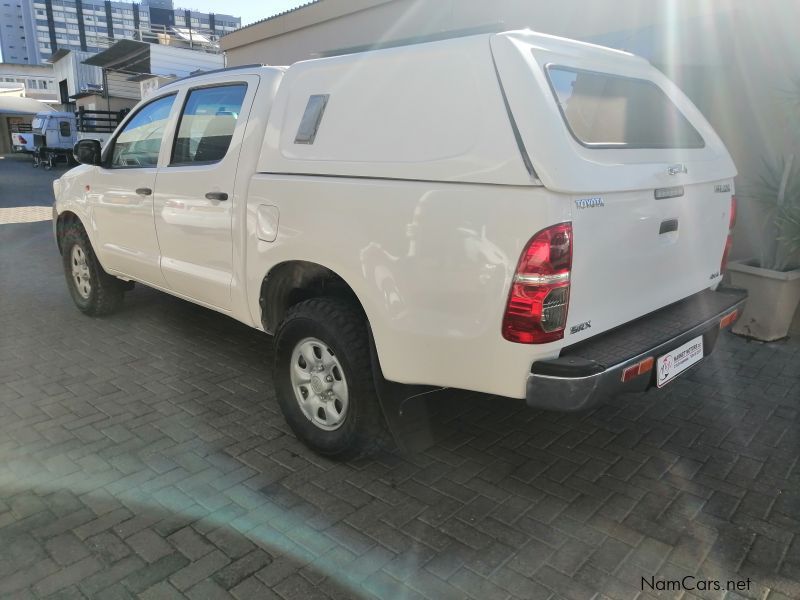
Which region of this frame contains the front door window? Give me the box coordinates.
[110,94,176,168]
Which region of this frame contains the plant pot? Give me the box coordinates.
[727,259,800,341]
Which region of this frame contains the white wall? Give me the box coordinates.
[149,44,224,78]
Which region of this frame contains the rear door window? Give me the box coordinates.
[546,66,704,149]
[171,84,247,165]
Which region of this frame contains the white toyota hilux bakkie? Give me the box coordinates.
[53,30,746,458]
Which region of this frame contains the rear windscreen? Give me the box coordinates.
[546,66,705,149]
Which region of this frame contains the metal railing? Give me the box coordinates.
[75,107,129,133]
[83,23,224,53]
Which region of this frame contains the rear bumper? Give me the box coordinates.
[526,287,747,411]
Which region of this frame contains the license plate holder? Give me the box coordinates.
[656,336,704,388]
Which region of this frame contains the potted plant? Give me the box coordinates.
[728,154,800,341]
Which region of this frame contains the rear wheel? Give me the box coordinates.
[60,221,125,316]
[273,298,389,459]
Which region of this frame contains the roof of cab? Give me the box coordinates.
[157,64,284,92]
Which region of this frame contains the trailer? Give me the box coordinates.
[10,122,34,153]
[30,112,77,169]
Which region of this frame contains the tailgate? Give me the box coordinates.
[490,31,736,194]
[490,31,737,341]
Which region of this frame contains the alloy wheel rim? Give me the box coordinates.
[70,245,91,299]
[289,337,349,431]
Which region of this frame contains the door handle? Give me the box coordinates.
[205,191,228,201]
[135,187,152,196]
[659,218,679,234]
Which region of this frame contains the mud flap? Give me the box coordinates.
[367,328,446,454]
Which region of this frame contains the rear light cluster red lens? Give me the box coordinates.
[621,356,654,382]
[720,309,739,329]
[720,195,736,274]
[502,223,572,344]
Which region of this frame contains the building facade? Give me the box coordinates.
[1,0,240,65]
[0,61,56,100]
[0,0,36,63]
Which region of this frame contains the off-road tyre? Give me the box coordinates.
[273,297,390,459]
[60,221,124,316]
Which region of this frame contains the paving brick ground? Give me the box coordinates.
[1,153,799,599]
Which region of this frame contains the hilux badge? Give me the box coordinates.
[714,184,731,193]
[575,197,604,209]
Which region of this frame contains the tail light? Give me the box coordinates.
[502,223,572,344]
[720,195,736,274]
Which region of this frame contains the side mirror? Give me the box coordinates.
[73,139,102,166]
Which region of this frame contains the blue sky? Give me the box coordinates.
[0,1,309,61]
[174,0,309,26]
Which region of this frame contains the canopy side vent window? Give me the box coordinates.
[294,94,329,145]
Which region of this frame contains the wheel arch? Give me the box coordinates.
[259,260,368,334]
[55,210,83,255]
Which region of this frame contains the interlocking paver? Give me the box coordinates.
[32,556,103,597]
[44,532,91,566]
[127,529,175,563]
[1,154,799,599]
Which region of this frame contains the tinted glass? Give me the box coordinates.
[110,94,175,168]
[294,94,329,144]
[547,66,704,149]
[172,84,247,165]
[59,121,71,136]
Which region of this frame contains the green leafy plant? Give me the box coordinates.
[740,154,800,271]
[778,203,800,257]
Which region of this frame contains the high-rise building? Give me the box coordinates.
[0,0,240,64]
[0,1,37,63]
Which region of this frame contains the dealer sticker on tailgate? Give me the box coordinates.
[656,336,704,388]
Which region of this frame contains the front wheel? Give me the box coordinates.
[60,222,125,316]
[273,298,389,459]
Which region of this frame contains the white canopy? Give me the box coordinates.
[0,95,56,116]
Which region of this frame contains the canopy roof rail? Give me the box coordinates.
[166,63,265,86]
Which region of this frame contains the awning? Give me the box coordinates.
[0,95,56,116]
[83,39,151,74]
